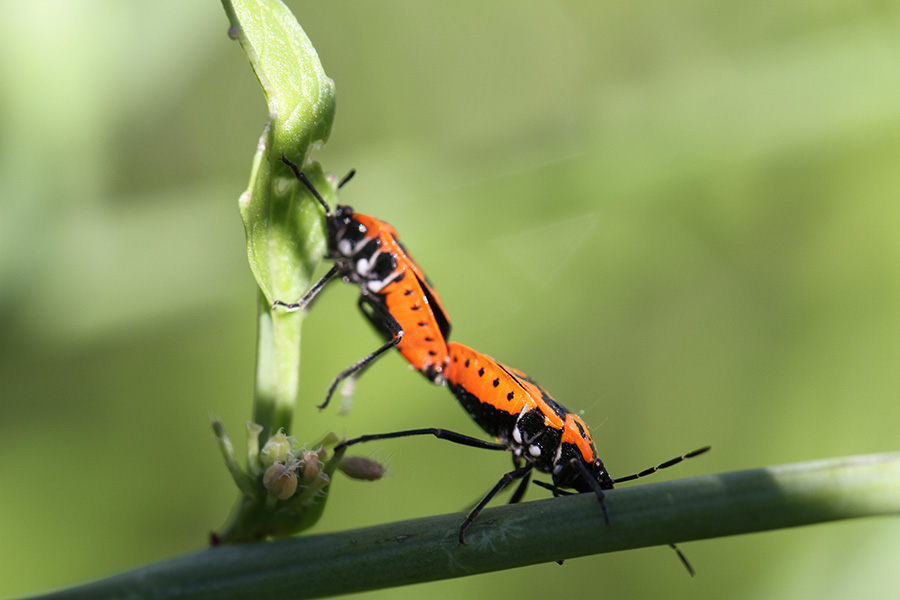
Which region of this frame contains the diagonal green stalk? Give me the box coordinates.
[25,453,900,600]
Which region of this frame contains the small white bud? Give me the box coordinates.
[263,462,298,500]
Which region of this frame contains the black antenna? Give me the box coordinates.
[608,446,710,577]
[338,168,356,189]
[532,445,710,576]
[280,154,331,213]
[611,446,710,485]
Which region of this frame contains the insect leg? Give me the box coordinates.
[318,299,404,410]
[272,264,341,312]
[336,428,507,453]
[507,469,533,505]
[532,479,569,496]
[458,464,534,544]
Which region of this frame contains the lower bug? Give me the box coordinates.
[336,342,709,572]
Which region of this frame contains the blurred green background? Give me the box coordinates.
[2,1,899,598]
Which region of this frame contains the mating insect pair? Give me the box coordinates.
[275,156,708,571]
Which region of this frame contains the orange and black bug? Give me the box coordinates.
[274,156,452,409]
[337,342,709,571]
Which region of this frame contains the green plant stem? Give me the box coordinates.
[214,0,338,542]
[224,0,336,441]
[253,286,300,439]
[25,452,900,600]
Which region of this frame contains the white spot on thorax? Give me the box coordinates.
[338,239,354,257]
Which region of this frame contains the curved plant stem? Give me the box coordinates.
[214,0,339,543]
[223,0,336,442]
[25,452,900,600]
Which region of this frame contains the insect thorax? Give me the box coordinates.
[329,209,401,294]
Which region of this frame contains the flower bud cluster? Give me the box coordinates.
[258,429,338,500]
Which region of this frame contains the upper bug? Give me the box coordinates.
[274,156,452,409]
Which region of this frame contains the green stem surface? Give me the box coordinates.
[26,452,900,600]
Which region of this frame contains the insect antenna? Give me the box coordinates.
[338,168,356,189]
[533,446,710,576]
[611,446,710,484]
[280,154,331,213]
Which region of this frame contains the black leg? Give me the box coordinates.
[318,300,404,410]
[524,464,610,522]
[535,460,703,577]
[458,465,534,544]
[669,544,695,577]
[336,428,508,453]
[609,447,708,578]
[356,294,400,343]
[319,337,399,409]
[532,479,570,496]
[574,460,610,525]
[507,470,533,505]
[272,264,341,312]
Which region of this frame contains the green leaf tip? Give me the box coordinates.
[222,0,336,159]
[226,0,338,304]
